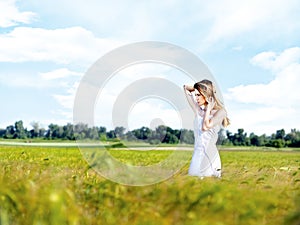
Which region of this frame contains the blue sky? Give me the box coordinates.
[0,0,300,135]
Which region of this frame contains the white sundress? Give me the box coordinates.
[184,88,226,178]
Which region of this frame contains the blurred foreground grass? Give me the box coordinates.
[0,146,299,225]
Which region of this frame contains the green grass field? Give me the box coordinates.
[0,145,299,225]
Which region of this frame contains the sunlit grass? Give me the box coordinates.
[0,146,299,225]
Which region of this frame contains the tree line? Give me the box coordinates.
[0,120,300,148]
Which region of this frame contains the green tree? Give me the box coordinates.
[114,126,126,139]
[271,139,285,148]
[164,132,179,144]
[233,129,249,146]
[29,121,40,138]
[4,125,15,139]
[275,129,285,140]
[106,130,116,139]
[87,127,99,140]
[98,126,107,141]
[249,133,260,146]
[124,131,136,142]
[258,134,268,146]
[133,126,151,140]
[73,123,88,140]
[46,124,64,139]
[217,129,226,145]
[14,120,27,139]
[180,129,194,144]
[285,129,300,147]
[155,125,167,143]
[0,128,5,138]
[63,123,74,140]
[99,126,107,135]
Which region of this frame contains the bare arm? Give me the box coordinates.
[202,98,226,131]
[183,85,197,114]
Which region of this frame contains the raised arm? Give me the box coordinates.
[183,85,197,114]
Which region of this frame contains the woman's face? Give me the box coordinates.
[195,89,206,106]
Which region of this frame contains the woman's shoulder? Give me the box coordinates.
[212,107,226,117]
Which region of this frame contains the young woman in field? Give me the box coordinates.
[183,79,229,178]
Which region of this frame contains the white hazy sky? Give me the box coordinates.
[0,0,300,135]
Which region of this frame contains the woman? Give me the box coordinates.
[183,79,229,178]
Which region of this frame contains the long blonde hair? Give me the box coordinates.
[194,79,230,127]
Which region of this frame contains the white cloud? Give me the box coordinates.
[39,68,81,80]
[52,94,74,110]
[0,68,82,89]
[2,1,298,65]
[23,0,187,40]
[0,26,123,65]
[52,81,79,110]
[225,47,300,134]
[226,48,300,106]
[0,72,49,89]
[232,46,243,51]
[227,105,297,135]
[0,67,81,125]
[0,0,36,27]
[50,80,84,126]
[102,63,172,98]
[250,47,300,72]
[202,0,300,46]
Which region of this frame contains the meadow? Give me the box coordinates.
[0,145,299,225]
